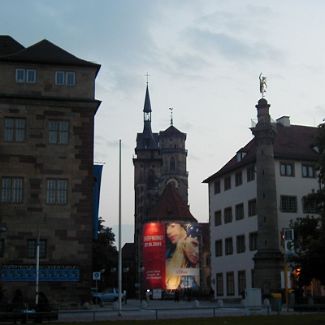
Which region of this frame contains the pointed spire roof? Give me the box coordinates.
[146,183,197,222]
[143,85,152,113]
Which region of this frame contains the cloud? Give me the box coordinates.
[183,28,281,62]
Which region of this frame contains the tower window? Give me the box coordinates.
[170,157,176,171]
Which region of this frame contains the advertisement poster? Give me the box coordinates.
[143,222,200,291]
[142,222,166,289]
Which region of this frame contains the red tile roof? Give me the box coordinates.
[203,123,318,183]
[147,183,197,222]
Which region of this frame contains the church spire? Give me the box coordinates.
[141,84,157,149]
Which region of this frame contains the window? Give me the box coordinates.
[0,239,4,257]
[235,203,244,220]
[226,272,235,296]
[216,273,224,296]
[302,197,318,213]
[249,232,258,251]
[27,239,47,258]
[238,270,246,296]
[248,199,256,217]
[46,179,68,205]
[251,269,255,288]
[235,171,242,186]
[214,210,222,226]
[66,72,76,86]
[16,69,25,83]
[247,165,255,182]
[236,235,246,253]
[55,71,65,85]
[302,164,316,178]
[26,69,36,83]
[224,176,231,190]
[214,180,220,194]
[225,237,233,255]
[4,117,26,142]
[280,195,297,213]
[16,68,36,83]
[170,157,176,171]
[55,71,76,86]
[1,177,23,203]
[224,207,232,223]
[48,120,69,144]
[215,240,223,257]
[280,162,295,176]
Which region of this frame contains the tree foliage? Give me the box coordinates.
[290,122,325,285]
[92,217,118,275]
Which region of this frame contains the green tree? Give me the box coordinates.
[290,122,325,286]
[92,217,118,288]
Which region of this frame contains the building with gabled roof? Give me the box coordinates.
[0,36,100,304]
[203,98,320,300]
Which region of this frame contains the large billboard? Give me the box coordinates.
[143,222,200,291]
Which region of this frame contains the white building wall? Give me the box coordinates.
[209,167,257,299]
[209,158,319,300]
[275,160,319,243]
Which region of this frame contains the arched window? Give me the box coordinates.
[170,157,176,171]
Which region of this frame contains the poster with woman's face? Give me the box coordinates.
[142,221,201,290]
[165,222,201,290]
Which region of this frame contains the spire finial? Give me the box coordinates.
[145,72,150,86]
[169,107,174,126]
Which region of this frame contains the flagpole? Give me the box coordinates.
[118,139,122,315]
[35,230,40,305]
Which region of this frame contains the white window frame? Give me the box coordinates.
[1,177,24,203]
[16,69,25,83]
[26,69,36,83]
[55,71,65,85]
[46,179,68,205]
[66,71,76,86]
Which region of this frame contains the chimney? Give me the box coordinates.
[276,116,290,127]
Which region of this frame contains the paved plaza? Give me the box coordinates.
[58,299,272,322]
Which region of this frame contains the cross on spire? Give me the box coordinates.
[145,72,150,86]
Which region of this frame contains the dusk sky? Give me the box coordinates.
[2,0,325,245]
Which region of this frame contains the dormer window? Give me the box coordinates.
[55,71,76,86]
[16,68,36,83]
[236,151,246,162]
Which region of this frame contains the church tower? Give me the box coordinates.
[133,84,189,294]
[159,119,188,204]
[251,97,283,294]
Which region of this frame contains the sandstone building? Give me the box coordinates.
[0,36,100,303]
